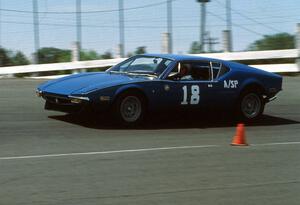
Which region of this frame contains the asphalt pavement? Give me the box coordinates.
[0,76,299,205]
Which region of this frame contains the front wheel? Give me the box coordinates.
[113,93,145,126]
[236,90,264,122]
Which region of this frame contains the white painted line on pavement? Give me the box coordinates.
[252,141,300,146]
[1,141,300,161]
[0,145,219,161]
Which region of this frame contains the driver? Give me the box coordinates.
[169,63,190,80]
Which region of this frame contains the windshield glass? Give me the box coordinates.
[108,56,173,76]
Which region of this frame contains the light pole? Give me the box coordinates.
[0,0,2,46]
[225,0,233,51]
[76,0,82,60]
[119,0,125,58]
[32,0,40,64]
[167,0,173,53]
[196,0,210,53]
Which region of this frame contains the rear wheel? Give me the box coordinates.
[113,92,146,126]
[236,89,264,121]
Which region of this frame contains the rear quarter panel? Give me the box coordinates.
[223,61,282,102]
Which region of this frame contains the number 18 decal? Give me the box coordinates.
[181,85,200,105]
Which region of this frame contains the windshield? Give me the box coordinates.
[108,56,173,77]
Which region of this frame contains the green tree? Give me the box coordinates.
[248,33,295,51]
[80,50,100,61]
[0,47,12,66]
[126,52,134,57]
[11,51,30,66]
[100,51,113,59]
[37,47,71,64]
[189,41,201,54]
[134,46,146,55]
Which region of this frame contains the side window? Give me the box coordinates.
[190,61,211,81]
[217,65,230,79]
[211,62,221,80]
[167,61,212,81]
[210,62,230,80]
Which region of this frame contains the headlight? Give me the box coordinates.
[36,90,42,97]
[70,98,82,104]
[68,95,90,103]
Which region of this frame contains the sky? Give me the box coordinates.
[1,0,300,59]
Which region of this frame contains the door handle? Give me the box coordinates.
[208,84,213,88]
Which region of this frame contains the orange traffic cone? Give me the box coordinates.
[231,123,248,146]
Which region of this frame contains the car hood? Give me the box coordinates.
[38,72,152,96]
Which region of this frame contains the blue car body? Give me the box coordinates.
[37,54,282,116]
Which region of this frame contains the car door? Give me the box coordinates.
[159,60,215,111]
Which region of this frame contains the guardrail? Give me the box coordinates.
[0,58,126,75]
[195,49,298,61]
[194,49,299,73]
[0,49,299,76]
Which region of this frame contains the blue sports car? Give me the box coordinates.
[36,54,282,125]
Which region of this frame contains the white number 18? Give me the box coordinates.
[181,85,200,105]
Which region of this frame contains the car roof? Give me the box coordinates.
[137,53,257,73]
[140,53,224,62]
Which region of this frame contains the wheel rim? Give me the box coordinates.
[120,96,142,122]
[241,93,261,119]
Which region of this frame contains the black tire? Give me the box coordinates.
[236,88,265,122]
[112,91,146,126]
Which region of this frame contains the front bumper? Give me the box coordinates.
[45,100,86,113]
[44,94,89,113]
[37,90,110,114]
[37,90,90,113]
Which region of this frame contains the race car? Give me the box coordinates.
[36,54,282,125]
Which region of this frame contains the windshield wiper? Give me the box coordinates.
[109,70,157,78]
[126,72,157,77]
[108,70,128,74]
